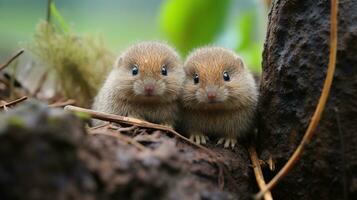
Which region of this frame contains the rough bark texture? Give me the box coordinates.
[0,101,256,200]
[258,0,357,199]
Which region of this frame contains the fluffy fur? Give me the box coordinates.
[180,47,258,148]
[93,41,184,126]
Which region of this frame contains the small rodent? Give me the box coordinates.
[93,41,184,127]
[180,47,258,148]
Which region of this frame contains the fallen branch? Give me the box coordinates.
[254,0,338,199]
[64,105,227,188]
[0,49,24,71]
[249,146,273,200]
[0,96,28,110]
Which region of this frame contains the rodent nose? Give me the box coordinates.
[207,91,217,100]
[144,84,155,95]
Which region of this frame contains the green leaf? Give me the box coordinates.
[234,10,263,73]
[159,0,231,55]
[235,11,255,51]
[8,116,26,128]
[239,43,262,73]
[50,2,70,33]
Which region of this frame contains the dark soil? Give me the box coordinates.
[0,101,257,200]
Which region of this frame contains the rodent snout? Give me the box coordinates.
[144,84,155,96]
[205,86,220,103]
[133,78,166,97]
[207,91,217,101]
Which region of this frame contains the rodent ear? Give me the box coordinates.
[184,65,195,77]
[114,56,124,68]
[236,56,245,69]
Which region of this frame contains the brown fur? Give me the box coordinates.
[93,41,184,126]
[180,47,258,146]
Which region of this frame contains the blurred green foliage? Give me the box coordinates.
[50,1,70,33]
[28,2,114,107]
[29,22,114,107]
[0,0,266,113]
[160,0,264,72]
[160,0,231,55]
[235,11,263,72]
[236,11,255,51]
[1,0,265,99]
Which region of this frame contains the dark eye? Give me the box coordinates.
[223,71,230,81]
[132,64,139,76]
[161,65,168,76]
[194,73,199,84]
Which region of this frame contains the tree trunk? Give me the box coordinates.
[258,0,357,199]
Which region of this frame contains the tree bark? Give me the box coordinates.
[258,0,357,199]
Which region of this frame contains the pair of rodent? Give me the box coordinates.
[93,42,258,148]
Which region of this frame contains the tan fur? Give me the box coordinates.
[93,41,184,126]
[180,47,258,144]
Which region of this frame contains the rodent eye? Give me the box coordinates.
[193,73,199,84]
[161,65,168,76]
[132,64,139,76]
[223,71,230,81]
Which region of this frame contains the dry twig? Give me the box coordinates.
[0,49,24,71]
[254,0,338,199]
[249,147,273,200]
[89,124,148,151]
[267,155,275,171]
[0,96,28,110]
[32,71,48,97]
[0,100,9,111]
[65,105,216,153]
[88,122,110,131]
[116,125,138,133]
[48,99,76,107]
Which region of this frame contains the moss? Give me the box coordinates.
[28,22,114,107]
[7,116,26,128]
[73,111,91,121]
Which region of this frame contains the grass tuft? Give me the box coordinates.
[29,22,114,107]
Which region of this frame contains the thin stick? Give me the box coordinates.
[0,49,24,71]
[267,155,275,171]
[117,126,137,132]
[48,99,76,107]
[64,106,225,159]
[0,100,9,112]
[32,71,48,97]
[255,0,338,199]
[249,147,273,200]
[89,127,147,151]
[64,105,213,152]
[88,122,110,131]
[0,96,28,109]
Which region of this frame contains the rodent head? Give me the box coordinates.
[112,41,184,103]
[181,47,257,110]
